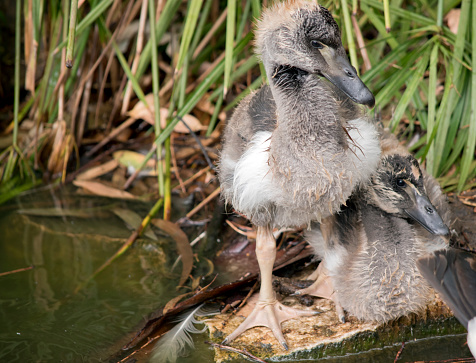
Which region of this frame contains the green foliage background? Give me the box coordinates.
[2,0,475,203]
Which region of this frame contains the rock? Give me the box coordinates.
[204,292,463,362]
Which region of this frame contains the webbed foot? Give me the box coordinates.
[223,299,318,350]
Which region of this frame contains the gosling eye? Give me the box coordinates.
[310,40,323,49]
[396,179,406,187]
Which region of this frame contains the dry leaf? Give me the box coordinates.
[196,98,226,121]
[75,159,119,181]
[47,121,74,175]
[112,150,158,177]
[73,180,136,199]
[445,9,460,35]
[113,150,156,169]
[163,291,195,315]
[174,137,217,160]
[0,135,13,149]
[128,94,205,133]
[111,208,158,241]
[151,219,193,287]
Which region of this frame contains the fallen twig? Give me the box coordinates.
[118,336,160,363]
[237,280,259,310]
[178,116,216,171]
[394,341,405,363]
[172,165,211,191]
[185,187,221,219]
[0,265,34,277]
[205,341,268,363]
[226,219,256,238]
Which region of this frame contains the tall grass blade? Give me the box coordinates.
[426,42,439,166]
[250,0,266,80]
[236,0,251,40]
[360,2,398,50]
[436,0,444,27]
[224,0,236,95]
[14,0,21,149]
[383,0,391,32]
[111,40,148,106]
[434,0,470,174]
[136,0,181,81]
[207,92,224,137]
[66,0,78,67]
[176,0,202,72]
[458,1,476,191]
[148,0,164,197]
[341,0,358,72]
[363,0,434,26]
[189,0,213,57]
[390,49,430,130]
[375,46,429,108]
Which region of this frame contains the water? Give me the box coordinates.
[0,186,473,362]
[0,186,178,362]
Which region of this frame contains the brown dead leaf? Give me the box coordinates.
[113,150,156,169]
[190,275,202,290]
[167,111,205,133]
[128,94,205,133]
[151,219,193,287]
[174,137,218,160]
[47,121,73,175]
[163,291,195,315]
[445,9,460,35]
[111,165,127,186]
[196,98,226,121]
[75,159,119,181]
[73,180,136,199]
[0,135,13,149]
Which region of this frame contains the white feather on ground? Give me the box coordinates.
[150,303,218,363]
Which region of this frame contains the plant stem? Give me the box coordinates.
[66,0,79,67]
[13,0,21,149]
[148,0,164,197]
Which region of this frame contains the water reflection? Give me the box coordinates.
[0,186,176,362]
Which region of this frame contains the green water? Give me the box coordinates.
[0,186,180,362]
[0,187,473,362]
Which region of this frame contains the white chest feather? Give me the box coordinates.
[346,118,381,185]
[232,131,279,214]
[468,317,476,358]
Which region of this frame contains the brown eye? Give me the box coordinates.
[311,40,323,49]
[396,179,406,187]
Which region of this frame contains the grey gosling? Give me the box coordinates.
[418,248,476,358]
[302,153,450,323]
[218,0,380,348]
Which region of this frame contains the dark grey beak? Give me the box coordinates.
[321,54,375,108]
[404,191,449,235]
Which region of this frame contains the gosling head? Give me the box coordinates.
[256,0,375,107]
[368,154,449,235]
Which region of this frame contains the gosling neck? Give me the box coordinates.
[266,62,343,142]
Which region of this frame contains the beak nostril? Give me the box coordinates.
[425,206,434,214]
[344,68,354,78]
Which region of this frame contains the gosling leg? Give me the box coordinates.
[223,225,317,350]
[295,263,345,322]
